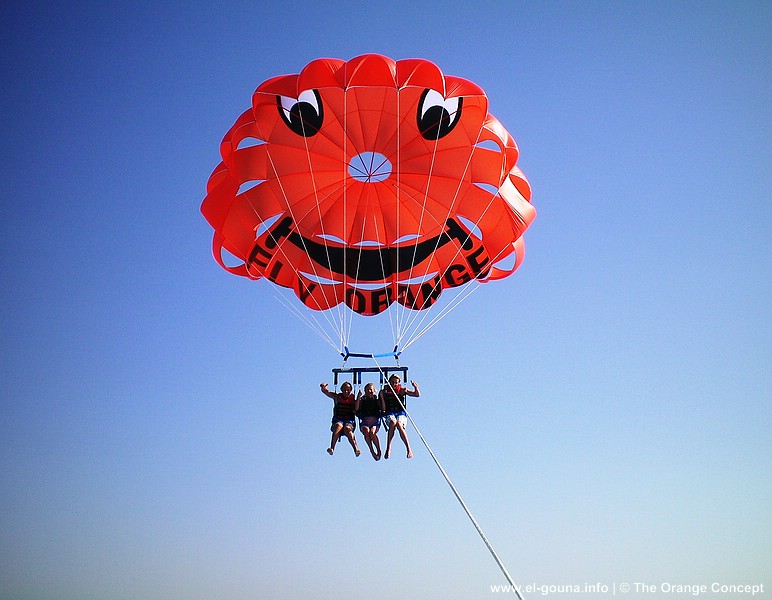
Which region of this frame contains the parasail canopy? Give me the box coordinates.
[202,54,535,310]
[201,54,535,352]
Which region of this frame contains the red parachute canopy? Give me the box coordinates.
[201,54,535,316]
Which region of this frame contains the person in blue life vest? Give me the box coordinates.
[320,381,361,456]
[379,374,420,459]
[356,382,385,460]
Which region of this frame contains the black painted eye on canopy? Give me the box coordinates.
[417,88,462,140]
[277,89,323,137]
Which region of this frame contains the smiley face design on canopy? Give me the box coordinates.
[201,54,535,316]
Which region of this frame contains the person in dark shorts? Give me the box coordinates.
[320,381,361,457]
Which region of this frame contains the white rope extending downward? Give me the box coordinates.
[372,357,525,599]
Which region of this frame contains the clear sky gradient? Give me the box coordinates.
[1,2,770,599]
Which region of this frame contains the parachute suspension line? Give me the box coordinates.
[260,143,346,352]
[295,98,348,352]
[401,280,483,352]
[398,116,526,353]
[396,106,463,346]
[345,85,401,351]
[313,94,351,353]
[405,101,441,334]
[399,209,497,351]
[401,180,519,353]
[401,233,518,352]
[395,108,488,351]
[238,147,343,349]
[270,289,341,353]
[393,84,406,351]
[390,90,443,350]
[340,87,350,352]
[341,85,351,352]
[370,355,524,597]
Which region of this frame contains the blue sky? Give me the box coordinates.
[1,1,770,599]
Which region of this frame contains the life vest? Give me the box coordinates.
[358,394,381,418]
[382,386,407,413]
[332,393,356,421]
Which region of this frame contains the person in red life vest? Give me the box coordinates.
[320,381,361,456]
[379,374,420,459]
[356,382,385,461]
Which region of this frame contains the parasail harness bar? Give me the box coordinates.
[333,346,405,387]
[332,365,408,387]
[339,345,401,361]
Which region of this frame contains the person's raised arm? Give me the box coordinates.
[320,382,337,399]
